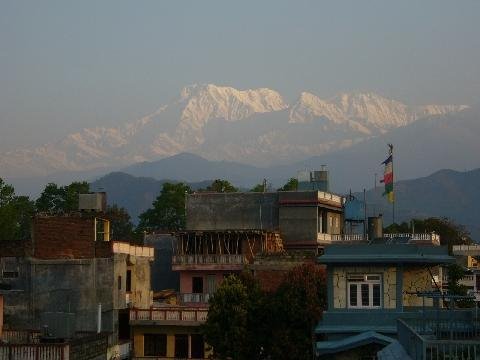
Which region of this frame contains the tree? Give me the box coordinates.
[202,275,249,360]
[0,178,35,241]
[203,179,238,193]
[202,265,327,360]
[36,181,89,214]
[277,178,298,191]
[250,180,273,193]
[137,182,191,231]
[250,183,266,192]
[447,263,474,308]
[202,273,268,360]
[268,263,326,360]
[105,204,139,243]
[384,217,472,253]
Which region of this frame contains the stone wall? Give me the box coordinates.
[402,266,434,307]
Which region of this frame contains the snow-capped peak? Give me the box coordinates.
[175,84,288,144]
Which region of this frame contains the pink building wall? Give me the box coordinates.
[179,271,231,293]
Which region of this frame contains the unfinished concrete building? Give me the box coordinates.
[186,189,344,252]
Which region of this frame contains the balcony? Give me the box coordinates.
[172,254,246,271]
[317,233,367,244]
[383,233,440,245]
[318,191,343,206]
[317,233,441,245]
[0,332,108,360]
[129,307,208,326]
[398,314,480,360]
[0,344,68,360]
[179,293,211,304]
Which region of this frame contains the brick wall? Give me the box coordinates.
[33,216,103,259]
[251,256,316,292]
[0,239,32,257]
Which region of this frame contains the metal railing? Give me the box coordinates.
[398,319,426,360]
[179,293,211,304]
[172,254,245,265]
[383,233,440,245]
[331,234,367,242]
[129,307,208,323]
[0,330,41,344]
[398,316,480,360]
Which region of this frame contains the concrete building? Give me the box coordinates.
[0,213,154,359]
[186,190,344,252]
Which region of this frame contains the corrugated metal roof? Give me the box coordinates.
[318,244,454,264]
[377,340,412,360]
[316,330,395,355]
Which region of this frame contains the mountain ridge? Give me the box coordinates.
[0,84,467,177]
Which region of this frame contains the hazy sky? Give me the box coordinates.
[1,0,479,151]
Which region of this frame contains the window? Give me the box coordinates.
[206,275,217,294]
[191,334,205,358]
[317,208,323,233]
[126,270,132,292]
[144,334,167,356]
[118,275,122,290]
[175,334,188,358]
[192,276,203,294]
[2,270,19,279]
[347,274,381,308]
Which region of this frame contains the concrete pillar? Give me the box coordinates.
[166,334,175,358]
[327,268,334,310]
[188,334,192,358]
[396,265,403,311]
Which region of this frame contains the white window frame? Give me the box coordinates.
[347,274,382,309]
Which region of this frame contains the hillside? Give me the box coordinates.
[93,168,480,241]
[90,172,212,222]
[270,105,480,192]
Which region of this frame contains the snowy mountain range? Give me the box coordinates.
[0,84,468,178]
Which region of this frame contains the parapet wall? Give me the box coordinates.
[186,192,279,231]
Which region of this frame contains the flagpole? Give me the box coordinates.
[392,146,395,225]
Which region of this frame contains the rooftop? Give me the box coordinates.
[319,244,454,264]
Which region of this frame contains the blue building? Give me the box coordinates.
[315,242,480,359]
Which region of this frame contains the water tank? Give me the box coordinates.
[296,168,330,191]
[368,216,383,240]
[311,169,329,192]
[344,198,364,222]
[78,193,107,212]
